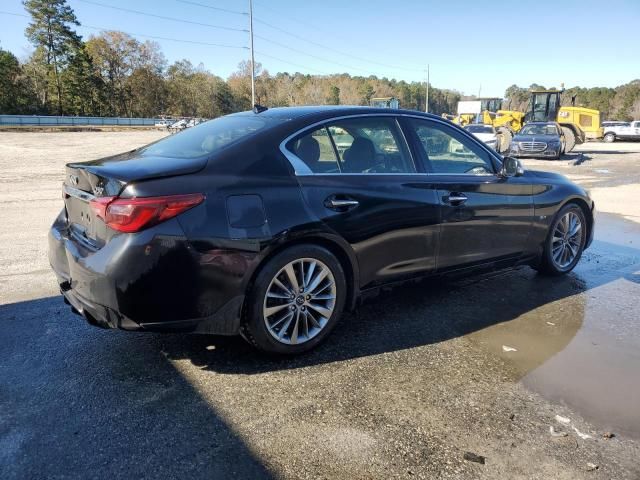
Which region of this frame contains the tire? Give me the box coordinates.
[535,203,587,276]
[241,244,347,354]
[561,127,576,152]
[496,127,512,153]
[603,132,616,143]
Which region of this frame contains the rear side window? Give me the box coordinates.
[287,116,415,174]
[287,127,341,173]
[140,115,268,159]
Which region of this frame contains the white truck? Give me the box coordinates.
[603,120,640,142]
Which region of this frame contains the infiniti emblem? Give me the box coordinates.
[69,174,79,186]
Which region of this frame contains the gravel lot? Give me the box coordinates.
[1,131,639,479]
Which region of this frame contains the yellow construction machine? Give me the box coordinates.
[525,89,603,151]
[443,89,603,152]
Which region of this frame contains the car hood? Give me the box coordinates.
[513,134,560,142]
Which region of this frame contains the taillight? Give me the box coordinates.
[90,193,204,233]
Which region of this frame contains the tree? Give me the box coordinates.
[62,44,105,115]
[358,82,375,105]
[24,0,81,114]
[327,85,340,105]
[0,48,38,113]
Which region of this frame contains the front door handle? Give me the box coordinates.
[444,192,468,205]
[324,196,359,211]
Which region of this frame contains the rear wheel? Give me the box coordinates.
[242,245,346,354]
[603,132,616,143]
[536,203,586,275]
[561,127,576,152]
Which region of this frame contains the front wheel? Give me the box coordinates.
[535,203,587,275]
[242,245,346,354]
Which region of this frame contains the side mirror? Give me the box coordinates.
[500,156,524,178]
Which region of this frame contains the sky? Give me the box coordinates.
[1,0,639,97]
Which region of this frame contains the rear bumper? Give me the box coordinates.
[48,209,249,335]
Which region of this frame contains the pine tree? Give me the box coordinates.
[24,0,81,115]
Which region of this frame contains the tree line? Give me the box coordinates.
[1,0,639,120]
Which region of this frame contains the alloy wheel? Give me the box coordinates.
[263,258,337,345]
[551,211,583,269]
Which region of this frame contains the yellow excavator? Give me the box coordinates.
[443,89,603,152]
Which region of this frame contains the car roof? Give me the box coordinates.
[230,106,444,123]
[524,121,559,126]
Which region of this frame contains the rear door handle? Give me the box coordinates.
[444,192,468,205]
[324,196,359,211]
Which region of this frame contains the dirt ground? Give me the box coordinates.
[1,131,639,479]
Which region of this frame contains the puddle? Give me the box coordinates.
[468,213,640,439]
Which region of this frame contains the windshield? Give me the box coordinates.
[140,115,268,158]
[465,125,494,134]
[520,124,558,136]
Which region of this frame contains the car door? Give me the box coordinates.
[283,115,440,289]
[404,116,534,271]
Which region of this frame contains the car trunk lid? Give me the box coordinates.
[63,151,208,247]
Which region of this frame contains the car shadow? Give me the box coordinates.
[0,297,273,479]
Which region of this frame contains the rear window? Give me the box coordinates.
[139,115,268,159]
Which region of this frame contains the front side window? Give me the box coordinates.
[287,116,415,174]
[409,119,495,175]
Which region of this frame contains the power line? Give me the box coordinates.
[178,0,422,74]
[253,34,372,74]
[175,0,247,16]
[76,0,248,33]
[252,17,422,73]
[0,11,247,50]
[255,51,328,75]
[253,0,423,72]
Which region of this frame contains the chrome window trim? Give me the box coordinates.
[64,184,96,202]
[279,112,503,177]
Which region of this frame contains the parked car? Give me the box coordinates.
[49,107,594,354]
[603,120,640,142]
[463,124,499,150]
[169,119,188,133]
[154,119,172,129]
[509,122,566,159]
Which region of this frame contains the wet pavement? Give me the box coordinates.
[1,132,639,478]
[467,213,640,439]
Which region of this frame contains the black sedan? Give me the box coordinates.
[509,122,566,159]
[49,107,594,354]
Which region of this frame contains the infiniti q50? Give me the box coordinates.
[49,107,594,354]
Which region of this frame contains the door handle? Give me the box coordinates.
[324,196,359,211]
[444,192,468,205]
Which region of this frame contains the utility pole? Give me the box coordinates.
[425,64,430,113]
[249,0,256,107]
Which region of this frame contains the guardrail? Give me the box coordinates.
[0,115,160,126]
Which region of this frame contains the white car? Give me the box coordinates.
[463,124,499,150]
[603,120,640,142]
[169,119,188,133]
[154,119,172,128]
